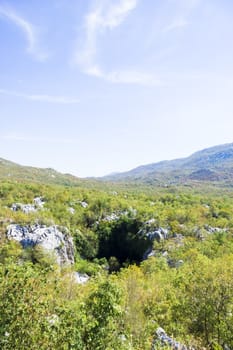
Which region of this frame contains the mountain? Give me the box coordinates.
[2,142,233,188]
[103,142,233,186]
[0,158,83,186]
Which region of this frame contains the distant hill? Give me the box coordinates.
[0,158,83,186]
[2,142,233,188]
[103,142,233,186]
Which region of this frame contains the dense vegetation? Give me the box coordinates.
[1,179,233,349]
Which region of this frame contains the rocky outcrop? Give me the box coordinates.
[139,221,170,260]
[139,219,169,242]
[195,225,228,240]
[103,213,120,222]
[11,197,45,214]
[152,327,190,350]
[11,203,36,214]
[7,224,74,265]
[204,225,227,234]
[146,227,169,241]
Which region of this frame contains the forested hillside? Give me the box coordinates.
[0,179,233,349]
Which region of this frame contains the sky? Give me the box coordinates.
[1,0,233,177]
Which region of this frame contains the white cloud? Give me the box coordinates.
[85,68,162,86]
[74,0,201,86]
[163,18,189,33]
[0,6,48,61]
[0,89,80,104]
[75,0,138,70]
[92,0,138,29]
[73,0,161,86]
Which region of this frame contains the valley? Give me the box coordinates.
[1,144,233,349]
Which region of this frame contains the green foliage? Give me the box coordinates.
[172,254,233,347]
[82,279,126,350]
[0,262,84,349]
[0,241,22,263]
[74,229,99,259]
[1,180,233,349]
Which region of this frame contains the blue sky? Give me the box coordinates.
[1,0,233,177]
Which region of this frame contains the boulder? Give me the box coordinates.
[78,201,88,208]
[33,197,45,208]
[146,227,169,241]
[73,272,89,284]
[7,224,75,265]
[68,207,75,214]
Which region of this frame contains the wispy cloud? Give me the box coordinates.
[85,67,162,86]
[0,6,48,61]
[75,0,138,69]
[163,18,189,33]
[0,89,80,104]
[163,0,201,33]
[90,0,138,29]
[74,0,160,86]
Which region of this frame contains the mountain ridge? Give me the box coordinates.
[103,142,233,185]
[1,142,233,187]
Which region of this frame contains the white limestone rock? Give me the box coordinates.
[7,224,75,265]
[11,203,37,214]
[68,207,75,214]
[73,272,90,284]
[11,197,45,214]
[103,213,120,222]
[34,197,45,208]
[79,201,88,208]
[152,327,189,350]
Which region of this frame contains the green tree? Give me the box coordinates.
[83,279,126,350]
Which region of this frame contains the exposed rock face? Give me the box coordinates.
[7,224,75,265]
